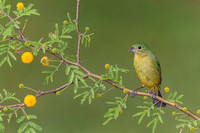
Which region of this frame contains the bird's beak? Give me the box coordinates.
[128,47,135,53]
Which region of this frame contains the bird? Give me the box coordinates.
[129,43,166,107]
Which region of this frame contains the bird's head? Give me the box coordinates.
[129,43,150,55]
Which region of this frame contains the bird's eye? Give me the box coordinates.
[138,46,142,49]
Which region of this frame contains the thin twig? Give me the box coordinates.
[179,128,183,133]
[1,8,27,41]
[0,34,25,42]
[76,0,82,64]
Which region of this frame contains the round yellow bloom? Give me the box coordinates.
[123,89,129,94]
[24,95,36,107]
[40,56,49,66]
[27,116,31,120]
[3,107,8,112]
[17,2,24,10]
[164,87,170,93]
[190,126,195,131]
[21,52,33,64]
[105,64,110,69]
[19,84,24,89]
[97,94,102,99]
[197,109,200,114]
[143,96,148,100]
[63,20,68,26]
[183,107,187,112]
[172,112,176,116]
[56,91,61,96]
[52,48,57,54]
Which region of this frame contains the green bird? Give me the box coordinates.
[129,43,166,107]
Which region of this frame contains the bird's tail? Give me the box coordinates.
[153,89,166,107]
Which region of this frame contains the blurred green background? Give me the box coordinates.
[1,0,200,132]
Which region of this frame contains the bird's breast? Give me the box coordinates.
[133,54,161,91]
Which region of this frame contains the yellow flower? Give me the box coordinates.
[17,2,24,10]
[172,112,176,116]
[183,107,187,112]
[105,64,110,69]
[143,96,148,100]
[24,95,36,107]
[21,52,33,64]
[97,94,102,99]
[19,84,24,89]
[52,48,57,54]
[197,109,200,114]
[3,107,8,112]
[190,126,195,131]
[123,88,129,94]
[40,56,49,66]
[164,87,169,93]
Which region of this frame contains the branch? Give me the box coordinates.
[76,0,82,64]
[0,34,25,42]
[1,0,199,123]
[2,50,200,121]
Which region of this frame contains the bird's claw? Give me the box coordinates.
[132,89,137,98]
[151,91,156,100]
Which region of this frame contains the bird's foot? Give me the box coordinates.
[132,89,137,98]
[132,85,145,98]
[151,91,156,100]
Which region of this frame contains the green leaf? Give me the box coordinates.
[176,123,186,129]
[157,114,163,123]
[77,75,88,87]
[0,57,7,67]
[103,117,113,125]
[8,51,17,61]
[106,102,118,105]
[138,112,146,125]
[147,118,156,128]
[137,106,148,109]
[28,121,42,131]
[70,65,79,70]
[18,122,29,133]
[68,71,74,84]
[73,76,78,94]
[73,70,85,76]
[81,93,89,104]
[7,113,12,123]
[176,94,183,100]
[65,66,71,75]
[55,23,59,36]
[73,91,89,99]
[44,76,50,85]
[16,115,26,123]
[152,119,158,133]
[4,96,20,103]
[27,128,36,133]
[7,57,12,67]
[59,35,72,39]
[172,91,177,100]
[42,71,53,74]
[132,112,144,117]
[3,89,7,97]
[104,108,115,118]
[28,115,37,119]
[6,106,15,112]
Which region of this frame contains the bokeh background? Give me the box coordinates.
[1,0,200,132]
